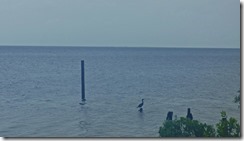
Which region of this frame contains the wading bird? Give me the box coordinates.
[137,99,144,108]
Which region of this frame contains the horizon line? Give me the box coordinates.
[0,44,240,49]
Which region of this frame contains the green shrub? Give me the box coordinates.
[159,117,215,137]
[234,90,240,108]
[159,111,240,137]
[216,111,240,137]
[159,93,240,137]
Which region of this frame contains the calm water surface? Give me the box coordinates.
[0,46,240,137]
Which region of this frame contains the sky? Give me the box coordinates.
[0,0,240,48]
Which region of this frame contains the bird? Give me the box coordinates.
[137,99,144,108]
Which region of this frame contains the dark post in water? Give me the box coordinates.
[81,60,86,101]
[166,111,173,120]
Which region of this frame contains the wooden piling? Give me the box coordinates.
[81,60,86,101]
[186,108,193,120]
[166,111,173,120]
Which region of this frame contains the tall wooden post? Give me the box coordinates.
[81,60,86,101]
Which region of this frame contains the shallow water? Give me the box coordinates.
[0,46,240,137]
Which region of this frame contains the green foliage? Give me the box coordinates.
[234,95,240,103]
[216,111,240,137]
[159,92,241,137]
[234,90,240,108]
[159,117,215,137]
[159,111,240,137]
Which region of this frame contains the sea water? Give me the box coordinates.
[0,46,240,137]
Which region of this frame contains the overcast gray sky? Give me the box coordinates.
[0,0,240,48]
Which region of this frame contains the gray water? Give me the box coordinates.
[0,46,240,137]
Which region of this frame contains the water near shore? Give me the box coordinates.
[0,46,240,137]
